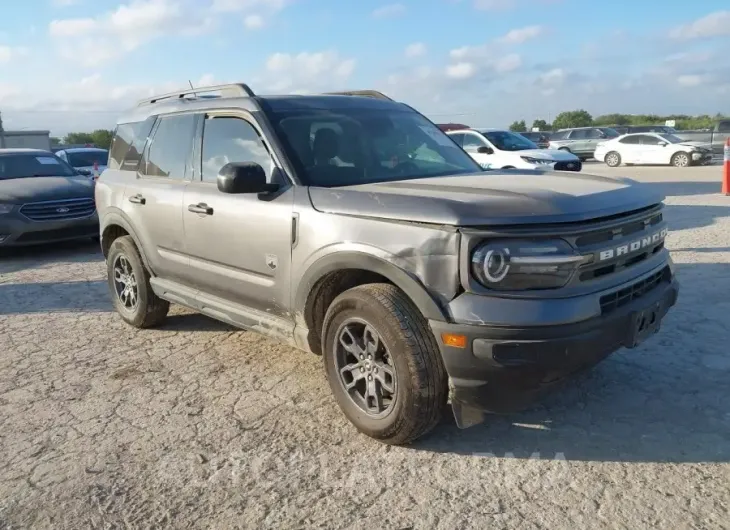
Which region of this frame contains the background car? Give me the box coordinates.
[594,132,713,168]
[518,131,551,149]
[548,127,620,160]
[0,148,98,246]
[55,147,109,180]
[610,125,678,135]
[447,128,582,171]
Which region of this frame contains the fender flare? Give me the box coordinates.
[294,251,449,322]
[100,210,155,274]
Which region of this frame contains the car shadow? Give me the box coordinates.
[0,280,111,314]
[0,239,102,276]
[643,180,726,197]
[414,262,730,463]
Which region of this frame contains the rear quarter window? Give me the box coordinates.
[109,117,156,170]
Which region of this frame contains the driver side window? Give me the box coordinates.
[462,134,487,151]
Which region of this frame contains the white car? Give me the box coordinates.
[446,128,582,171]
[594,132,713,168]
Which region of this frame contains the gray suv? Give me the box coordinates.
[549,127,620,160]
[96,84,679,445]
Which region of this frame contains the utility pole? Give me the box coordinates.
[0,111,5,149]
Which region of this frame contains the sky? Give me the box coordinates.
[0,0,729,136]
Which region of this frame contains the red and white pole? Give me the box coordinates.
[723,138,730,196]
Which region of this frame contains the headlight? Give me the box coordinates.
[0,204,15,215]
[520,156,553,165]
[471,239,584,290]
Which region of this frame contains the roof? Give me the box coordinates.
[56,147,108,153]
[0,148,52,155]
[118,83,405,124]
[2,130,51,136]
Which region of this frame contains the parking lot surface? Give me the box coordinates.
[1,163,729,529]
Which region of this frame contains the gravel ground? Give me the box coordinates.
[1,164,729,529]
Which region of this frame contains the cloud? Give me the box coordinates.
[497,25,544,44]
[0,46,29,64]
[670,10,730,40]
[48,0,215,66]
[446,62,476,80]
[51,0,81,6]
[212,0,287,11]
[258,50,356,93]
[404,42,426,58]
[371,3,406,19]
[494,53,522,72]
[244,14,265,29]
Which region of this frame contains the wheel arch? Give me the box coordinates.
[295,251,450,355]
[100,210,154,274]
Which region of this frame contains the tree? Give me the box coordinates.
[63,129,114,149]
[509,120,527,132]
[50,137,62,146]
[531,119,550,131]
[551,110,593,130]
[90,129,114,150]
[593,113,632,126]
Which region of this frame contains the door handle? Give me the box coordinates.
[188,203,214,215]
[128,194,146,205]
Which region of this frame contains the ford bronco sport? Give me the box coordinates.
[96,83,679,445]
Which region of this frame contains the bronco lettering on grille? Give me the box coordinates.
[598,228,668,261]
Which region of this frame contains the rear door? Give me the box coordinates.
[616,135,642,163]
[122,113,197,283]
[568,129,589,155]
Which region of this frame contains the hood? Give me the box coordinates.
[676,141,711,150]
[0,175,95,203]
[309,170,664,226]
[510,148,579,162]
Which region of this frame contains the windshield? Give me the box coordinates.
[659,133,684,144]
[265,107,482,187]
[67,150,108,167]
[0,153,78,180]
[483,130,538,151]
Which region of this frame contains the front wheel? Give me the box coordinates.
[671,152,690,167]
[107,235,169,328]
[605,151,621,167]
[322,283,448,445]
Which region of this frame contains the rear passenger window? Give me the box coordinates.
[109,117,155,170]
[201,116,274,183]
[142,114,196,179]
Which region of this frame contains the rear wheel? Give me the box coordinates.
[107,236,169,328]
[671,152,690,167]
[322,283,447,445]
[605,151,621,167]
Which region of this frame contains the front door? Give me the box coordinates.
[122,113,197,283]
[636,134,669,164]
[181,112,294,318]
[461,132,494,168]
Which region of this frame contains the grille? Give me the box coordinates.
[554,161,582,172]
[573,208,665,282]
[20,198,96,222]
[15,224,98,243]
[599,267,668,315]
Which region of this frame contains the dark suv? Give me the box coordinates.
[96,83,678,445]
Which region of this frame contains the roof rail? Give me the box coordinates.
[323,90,394,101]
[137,83,256,107]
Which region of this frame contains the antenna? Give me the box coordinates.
[188,80,194,89]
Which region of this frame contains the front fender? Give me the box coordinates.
[294,248,450,323]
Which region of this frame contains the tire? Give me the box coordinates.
[605,151,621,167]
[671,152,690,167]
[106,235,169,328]
[322,283,447,445]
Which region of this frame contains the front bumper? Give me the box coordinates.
[691,152,713,165]
[429,272,679,427]
[0,213,99,247]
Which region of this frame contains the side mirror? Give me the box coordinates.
[217,162,279,194]
[77,168,92,176]
[658,142,668,147]
[477,146,494,154]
